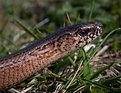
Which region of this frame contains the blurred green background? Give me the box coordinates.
[0,0,121,56]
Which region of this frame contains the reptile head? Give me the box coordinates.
[76,22,103,45]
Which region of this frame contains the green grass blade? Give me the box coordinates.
[15,18,39,39]
[83,79,121,92]
[90,62,114,80]
[102,74,121,84]
[80,48,91,80]
[88,0,95,21]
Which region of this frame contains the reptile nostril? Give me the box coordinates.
[97,23,103,28]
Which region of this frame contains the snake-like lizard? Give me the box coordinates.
[0,22,102,91]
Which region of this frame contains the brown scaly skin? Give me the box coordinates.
[0,22,102,91]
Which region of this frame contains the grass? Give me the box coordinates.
[0,0,121,93]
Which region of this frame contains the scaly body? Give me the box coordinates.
[0,22,102,90]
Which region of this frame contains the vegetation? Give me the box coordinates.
[0,0,121,93]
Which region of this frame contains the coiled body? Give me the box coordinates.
[0,22,102,90]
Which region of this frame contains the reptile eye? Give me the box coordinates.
[80,30,88,36]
